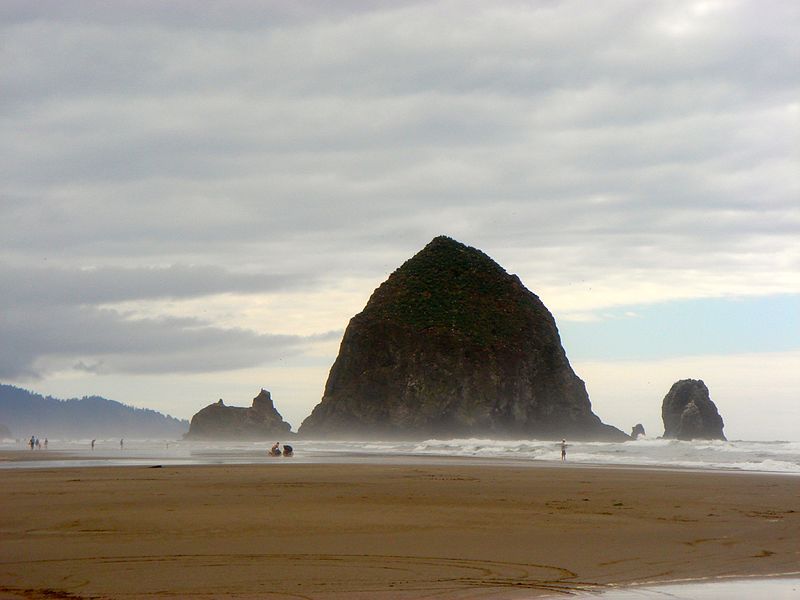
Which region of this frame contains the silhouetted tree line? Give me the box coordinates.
[0,384,188,439]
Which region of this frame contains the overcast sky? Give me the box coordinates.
[2,1,798,440]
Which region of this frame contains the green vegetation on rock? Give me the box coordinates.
[365,236,532,346]
[299,235,629,441]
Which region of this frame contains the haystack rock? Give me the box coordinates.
[631,424,645,439]
[299,236,628,441]
[185,389,292,440]
[661,379,725,441]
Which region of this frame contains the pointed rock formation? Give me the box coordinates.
[631,424,645,439]
[185,389,292,440]
[299,236,628,440]
[661,379,725,441]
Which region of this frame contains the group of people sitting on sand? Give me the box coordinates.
[269,442,293,457]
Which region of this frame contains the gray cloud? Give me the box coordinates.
[0,302,340,379]
[0,262,325,379]
[0,264,313,307]
[1,1,798,384]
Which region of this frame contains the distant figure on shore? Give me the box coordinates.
[43,438,48,450]
[29,436,35,450]
[120,439,124,450]
[35,437,40,450]
[91,439,96,450]
[282,444,293,457]
[269,442,281,457]
[560,439,567,462]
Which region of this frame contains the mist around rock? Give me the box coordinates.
[5,238,732,444]
[299,236,629,441]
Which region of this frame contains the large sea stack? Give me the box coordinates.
[299,236,628,440]
[661,379,725,441]
[185,389,292,440]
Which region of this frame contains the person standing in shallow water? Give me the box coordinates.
[560,439,567,461]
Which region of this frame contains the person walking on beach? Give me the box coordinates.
[560,439,567,462]
[91,439,96,450]
[29,436,35,450]
[120,438,124,450]
[43,438,48,450]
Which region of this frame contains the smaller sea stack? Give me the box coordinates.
[661,379,725,441]
[185,389,292,440]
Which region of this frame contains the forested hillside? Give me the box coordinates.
[0,384,188,439]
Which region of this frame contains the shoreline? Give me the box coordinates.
[4,436,799,478]
[1,448,799,479]
[2,462,799,599]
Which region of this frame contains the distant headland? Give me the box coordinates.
[0,384,188,439]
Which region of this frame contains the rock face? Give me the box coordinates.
[631,424,645,439]
[299,236,628,441]
[185,389,292,440]
[661,379,725,441]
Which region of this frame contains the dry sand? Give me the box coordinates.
[1,457,798,599]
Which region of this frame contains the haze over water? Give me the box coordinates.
[4,437,799,475]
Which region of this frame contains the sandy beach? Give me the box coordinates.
[1,456,798,599]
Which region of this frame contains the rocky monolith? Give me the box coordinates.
[631,424,645,439]
[185,389,292,440]
[299,236,628,441]
[661,379,725,441]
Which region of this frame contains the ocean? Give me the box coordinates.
[3,436,799,474]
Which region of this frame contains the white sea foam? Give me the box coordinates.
[302,436,800,473]
[571,576,800,599]
[2,436,799,474]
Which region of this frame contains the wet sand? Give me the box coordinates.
[1,458,798,599]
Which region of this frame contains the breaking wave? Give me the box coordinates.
[2,436,799,474]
